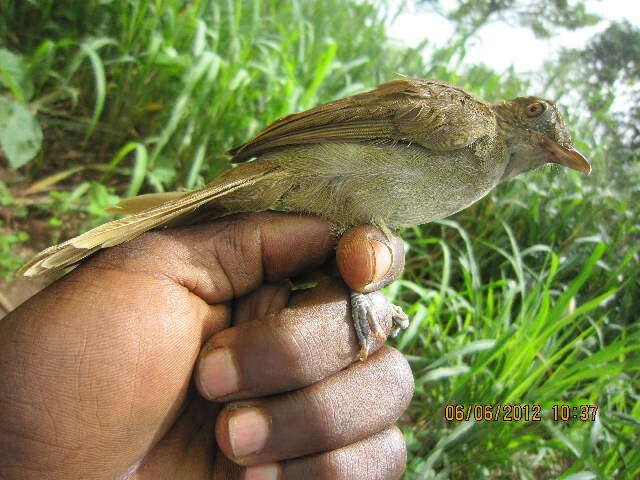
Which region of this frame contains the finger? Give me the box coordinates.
[214,426,406,480]
[195,281,395,401]
[336,225,405,293]
[214,346,414,465]
[87,212,335,304]
[232,280,292,325]
[262,426,406,480]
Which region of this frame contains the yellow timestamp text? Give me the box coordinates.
[444,404,599,422]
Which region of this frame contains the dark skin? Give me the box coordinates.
[0,213,413,480]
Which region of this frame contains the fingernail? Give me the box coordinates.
[244,463,281,480]
[229,407,269,457]
[367,239,392,286]
[197,348,239,400]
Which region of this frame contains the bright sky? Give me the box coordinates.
[387,0,640,74]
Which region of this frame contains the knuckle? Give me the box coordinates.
[293,427,407,480]
[216,215,261,260]
[386,426,408,463]
[212,216,263,295]
[86,230,177,273]
[358,427,407,480]
[376,347,415,409]
[378,426,408,479]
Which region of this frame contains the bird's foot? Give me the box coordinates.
[350,289,409,360]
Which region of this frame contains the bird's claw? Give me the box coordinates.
[350,290,410,361]
[390,304,409,337]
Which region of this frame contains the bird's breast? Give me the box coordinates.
[261,140,507,229]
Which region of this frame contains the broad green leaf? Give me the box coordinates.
[0,48,34,101]
[0,96,43,169]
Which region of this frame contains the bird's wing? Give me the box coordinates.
[228,78,496,161]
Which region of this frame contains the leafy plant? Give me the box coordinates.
[0,48,43,169]
[1,0,638,478]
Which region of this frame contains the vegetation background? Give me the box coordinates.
[0,0,638,478]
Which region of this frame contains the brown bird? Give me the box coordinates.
[20,77,591,358]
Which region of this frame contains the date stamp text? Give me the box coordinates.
[444,404,598,422]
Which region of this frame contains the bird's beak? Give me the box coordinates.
[541,137,591,175]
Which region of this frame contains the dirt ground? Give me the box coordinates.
[0,165,58,319]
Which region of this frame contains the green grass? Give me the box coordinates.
[1,0,638,478]
[394,211,639,478]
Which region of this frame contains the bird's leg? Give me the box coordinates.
[335,222,408,359]
[379,224,396,244]
[350,290,410,360]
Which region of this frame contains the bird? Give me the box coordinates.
[19,77,591,358]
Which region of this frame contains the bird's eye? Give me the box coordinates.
[525,102,546,117]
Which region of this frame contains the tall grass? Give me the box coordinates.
[1,0,638,478]
[394,121,639,477]
[3,0,429,189]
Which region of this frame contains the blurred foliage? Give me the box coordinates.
[419,0,599,37]
[0,0,638,478]
[582,20,640,86]
[578,20,640,156]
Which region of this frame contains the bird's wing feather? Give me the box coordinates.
[228,78,496,161]
[104,191,190,214]
[20,162,280,277]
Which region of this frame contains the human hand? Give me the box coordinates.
[0,213,413,479]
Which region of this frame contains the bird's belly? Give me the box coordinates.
[263,141,506,229]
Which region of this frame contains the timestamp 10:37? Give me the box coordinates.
[444,404,599,422]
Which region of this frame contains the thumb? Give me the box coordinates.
[336,225,405,293]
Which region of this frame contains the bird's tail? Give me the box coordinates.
[20,161,286,277]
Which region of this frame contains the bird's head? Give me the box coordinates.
[491,96,591,181]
